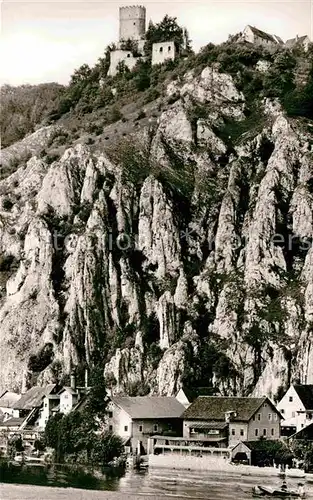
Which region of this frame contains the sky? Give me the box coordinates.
[1,0,312,86]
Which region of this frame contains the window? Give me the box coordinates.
[231,429,235,436]
[124,426,128,432]
[263,428,267,436]
[292,412,295,418]
[255,429,259,437]
[168,46,171,51]
[252,415,255,421]
[281,409,285,414]
[240,429,244,436]
[268,413,272,421]
[271,428,274,436]
[154,424,158,432]
[127,54,131,58]
[160,47,163,53]
[257,413,261,421]
[274,414,278,421]
[109,425,113,431]
[108,411,113,419]
[289,396,293,402]
[64,394,68,399]
[139,425,143,432]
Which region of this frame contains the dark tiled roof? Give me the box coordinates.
[190,422,228,430]
[294,385,313,409]
[289,422,313,439]
[0,417,25,428]
[13,385,56,410]
[286,35,309,47]
[182,396,271,422]
[112,396,185,419]
[248,25,277,44]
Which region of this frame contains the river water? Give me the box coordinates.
[1,463,313,499]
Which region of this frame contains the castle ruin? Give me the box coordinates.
[108,5,176,77]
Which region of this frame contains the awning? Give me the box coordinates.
[122,437,131,446]
[191,422,227,430]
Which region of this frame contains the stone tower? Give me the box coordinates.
[119,5,146,41]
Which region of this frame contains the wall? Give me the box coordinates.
[247,401,281,441]
[176,389,190,408]
[152,42,176,66]
[35,397,60,430]
[108,401,132,441]
[59,391,78,414]
[119,6,146,41]
[277,386,311,432]
[183,420,228,446]
[149,452,231,471]
[108,50,139,77]
[242,26,276,48]
[132,418,182,453]
[228,422,249,447]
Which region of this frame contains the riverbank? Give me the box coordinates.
[0,483,168,500]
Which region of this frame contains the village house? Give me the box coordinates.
[58,371,90,415]
[285,35,311,52]
[11,384,59,430]
[277,384,313,435]
[182,396,282,447]
[0,391,20,422]
[107,396,185,454]
[238,25,283,48]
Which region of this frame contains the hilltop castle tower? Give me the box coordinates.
[119,5,146,41]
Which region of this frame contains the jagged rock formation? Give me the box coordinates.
[0,64,312,399]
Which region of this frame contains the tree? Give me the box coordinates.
[84,366,109,419]
[70,64,92,85]
[144,15,188,58]
[91,432,123,464]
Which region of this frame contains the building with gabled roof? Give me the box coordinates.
[108,396,185,454]
[182,396,282,447]
[12,385,57,413]
[285,35,310,52]
[0,391,20,421]
[277,384,313,434]
[239,25,284,49]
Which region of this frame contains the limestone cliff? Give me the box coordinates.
[0,63,312,399]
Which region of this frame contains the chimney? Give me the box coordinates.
[85,368,89,388]
[225,410,236,423]
[296,34,299,41]
[70,371,76,391]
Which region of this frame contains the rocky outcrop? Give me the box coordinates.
[0,65,312,398]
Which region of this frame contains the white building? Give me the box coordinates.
[107,396,185,454]
[277,384,313,433]
[0,391,20,422]
[152,41,176,66]
[285,35,311,52]
[239,25,283,49]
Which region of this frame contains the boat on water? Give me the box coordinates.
[252,484,306,498]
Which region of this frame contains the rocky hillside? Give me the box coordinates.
[0,43,312,399]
